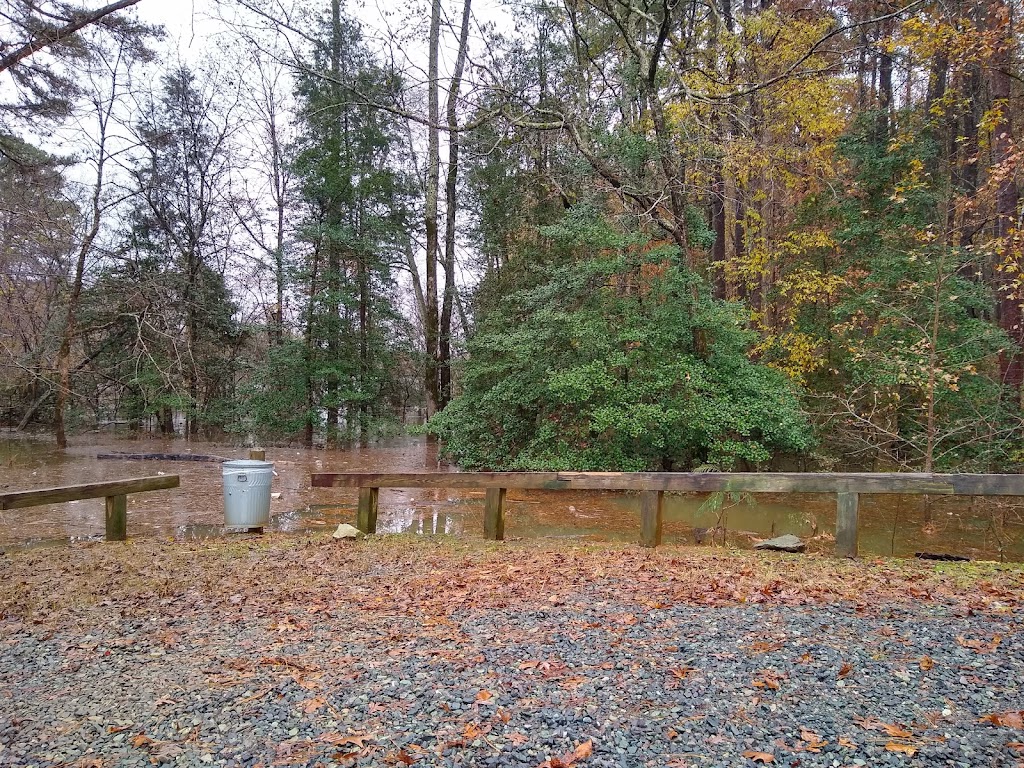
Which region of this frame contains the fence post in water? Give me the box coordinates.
[105,494,127,541]
[484,487,506,541]
[640,490,664,547]
[249,449,266,460]
[835,492,859,558]
[357,487,379,534]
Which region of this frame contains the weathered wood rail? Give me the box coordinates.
[0,475,180,541]
[311,471,1024,557]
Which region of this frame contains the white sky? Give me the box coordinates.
[87,0,507,322]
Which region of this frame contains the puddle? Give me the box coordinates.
[1,432,1022,560]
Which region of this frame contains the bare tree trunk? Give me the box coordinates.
[269,81,287,345]
[55,56,119,448]
[325,0,343,445]
[991,0,1022,394]
[304,244,321,449]
[358,248,370,444]
[876,16,894,139]
[439,0,473,409]
[424,0,442,419]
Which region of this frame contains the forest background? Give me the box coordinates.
[0,0,1022,474]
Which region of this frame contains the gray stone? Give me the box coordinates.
[331,524,363,540]
[754,534,806,552]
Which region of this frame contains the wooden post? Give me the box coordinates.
[105,494,127,541]
[836,491,859,558]
[357,487,379,534]
[249,449,266,460]
[640,490,664,547]
[484,487,506,541]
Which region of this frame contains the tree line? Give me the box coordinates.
[0,0,1021,472]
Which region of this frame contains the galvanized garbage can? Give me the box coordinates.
[222,459,274,528]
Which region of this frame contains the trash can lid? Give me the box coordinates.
[222,459,274,469]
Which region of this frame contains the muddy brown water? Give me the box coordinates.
[1,432,1022,560]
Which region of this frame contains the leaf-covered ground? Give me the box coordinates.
[0,535,1022,767]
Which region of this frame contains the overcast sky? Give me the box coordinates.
[129,0,509,88]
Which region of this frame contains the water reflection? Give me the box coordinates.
[1,431,1022,560]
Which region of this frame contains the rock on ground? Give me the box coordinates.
[754,534,806,553]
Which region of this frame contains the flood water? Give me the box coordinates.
[1,432,1022,561]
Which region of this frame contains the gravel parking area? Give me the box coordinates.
[1,536,1021,767]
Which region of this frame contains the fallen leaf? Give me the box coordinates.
[395,750,416,765]
[882,724,913,738]
[1006,741,1024,752]
[799,728,827,751]
[508,732,528,746]
[980,712,1024,729]
[749,641,783,654]
[475,690,493,703]
[665,728,678,740]
[956,635,1002,653]
[885,742,917,756]
[838,662,853,678]
[151,742,184,760]
[320,733,370,748]
[131,734,153,748]
[537,739,594,768]
[668,666,696,680]
[752,671,782,690]
[573,739,593,760]
[301,696,326,714]
[838,736,856,748]
[270,616,308,632]
[741,750,775,763]
[919,655,934,671]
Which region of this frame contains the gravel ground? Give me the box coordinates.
[0,539,1022,768]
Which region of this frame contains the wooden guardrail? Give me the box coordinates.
[0,475,181,541]
[310,471,1024,557]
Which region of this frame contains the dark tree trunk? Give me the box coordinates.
[990,1,1022,394]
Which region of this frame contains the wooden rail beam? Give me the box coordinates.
[312,472,569,490]
[554,472,960,494]
[0,475,180,510]
[313,471,1024,495]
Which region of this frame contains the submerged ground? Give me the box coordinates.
[3,433,1023,560]
[0,536,1022,768]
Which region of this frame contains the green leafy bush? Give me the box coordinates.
[431,207,813,470]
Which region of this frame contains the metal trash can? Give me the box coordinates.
[222,459,274,527]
